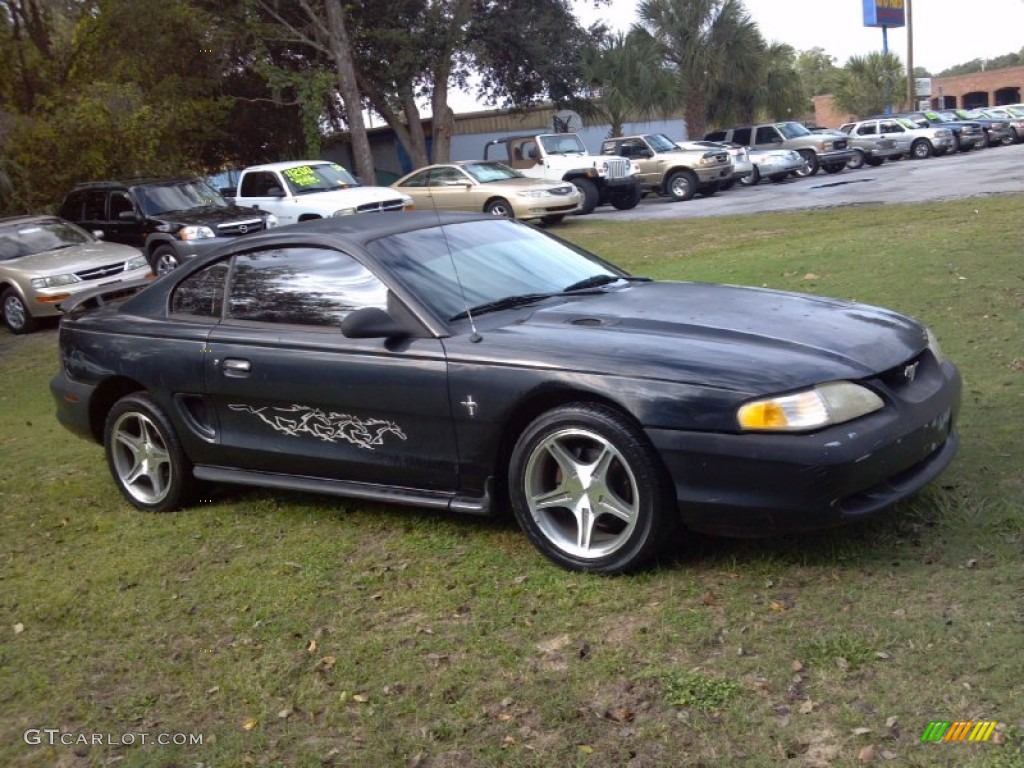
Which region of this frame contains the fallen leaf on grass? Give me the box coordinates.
[700,590,718,606]
[791,660,804,672]
[352,693,368,703]
[306,639,317,654]
[858,744,874,762]
[577,745,594,754]
[604,708,635,723]
[314,656,336,673]
[851,727,872,736]
[241,718,258,731]
[13,623,24,634]
[277,707,292,719]
[799,700,814,714]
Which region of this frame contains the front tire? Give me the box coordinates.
[2,289,39,334]
[151,245,180,276]
[609,184,642,210]
[485,198,514,218]
[794,150,819,177]
[539,214,565,226]
[665,169,698,201]
[571,178,599,215]
[739,167,760,186]
[822,163,845,174]
[104,393,196,512]
[911,139,933,159]
[508,403,676,574]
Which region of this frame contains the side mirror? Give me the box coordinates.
[118,210,140,221]
[266,186,286,197]
[92,230,105,239]
[638,148,653,158]
[342,307,409,339]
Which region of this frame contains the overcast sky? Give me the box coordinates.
[445,0,1024,114]
[576,0,1024,73]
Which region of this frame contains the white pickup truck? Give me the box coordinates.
[229,160,413,224]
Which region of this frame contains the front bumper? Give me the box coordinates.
[26,265,152,319]
[646,359,962,537]
[817,148,856,166]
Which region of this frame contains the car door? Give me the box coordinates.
[104,190,147,248]
[416,167,478,214]
[619,139,659,187]
[878,120,910,153]
[202,244,458,491]
[238,171,291,223]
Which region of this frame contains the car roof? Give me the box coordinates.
[70,178,201,191]
[242,160,340,172]
[0,214,64,229]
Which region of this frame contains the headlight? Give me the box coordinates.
[925,328,945,364]
[125,254,148,271]
[179,226,215,240]
[517,189,552,198]
[737,381,883,432]
[265,213,279,228]
[31,273,80,288]
[333,208,358,216]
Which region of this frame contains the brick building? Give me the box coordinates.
[813,65,1024,128]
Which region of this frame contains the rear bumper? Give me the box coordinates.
[50,369,99,442]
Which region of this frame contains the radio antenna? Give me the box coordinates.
[428,185,482,343]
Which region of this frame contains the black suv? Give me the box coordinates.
[59,179,278,275]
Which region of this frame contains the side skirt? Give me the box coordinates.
[192,465,494,516]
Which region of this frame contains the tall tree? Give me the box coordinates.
[635,0,764,139]
[577,29,676,138]
[833,52,906,118]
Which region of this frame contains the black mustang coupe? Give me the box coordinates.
[51,213,961,573]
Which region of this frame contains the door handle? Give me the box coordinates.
[222,358,251,377]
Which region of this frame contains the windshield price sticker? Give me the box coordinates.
[283,166,319,187]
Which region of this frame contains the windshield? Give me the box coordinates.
[461,162,524,183]
[368,219,624,322]
[280,163,361,195]
[539,135,587,155]
[896,118,920,129]
[645,133,678,152]
[776,122,812,139]
[137,180,229,215]
[0,219,92,261]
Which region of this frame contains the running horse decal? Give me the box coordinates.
[229,404,407,450]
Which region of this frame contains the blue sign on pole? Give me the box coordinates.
[863,0,905,28]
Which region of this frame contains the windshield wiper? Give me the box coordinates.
[449,292,553,322]
[560,274,650,293]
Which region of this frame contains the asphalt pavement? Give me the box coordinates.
[588,142,1024,221]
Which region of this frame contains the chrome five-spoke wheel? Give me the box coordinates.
[509,404,675,573]
[104,393,195,511]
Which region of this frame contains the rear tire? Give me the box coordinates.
[571,178,599,215]
[846,149,865,170]
[104,393,196,512]
[864,156,885,167]
[822,163,845,174]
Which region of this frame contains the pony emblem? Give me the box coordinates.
[229,404,406,450]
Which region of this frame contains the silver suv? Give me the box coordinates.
[704,122,854,178]
[839,117,954,165]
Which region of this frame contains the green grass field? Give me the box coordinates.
[1,197,1022,767]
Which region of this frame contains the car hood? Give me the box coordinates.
[481,178,575,193]
[154,206,268,226]
[0,242,142,275]
[291,186,409,205]
[465,282,926,394]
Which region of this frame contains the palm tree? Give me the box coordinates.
[636,0,765,138]
[577,30,677,138]
[833,52,907,118]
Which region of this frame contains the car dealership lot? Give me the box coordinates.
[589,142,1024,221]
